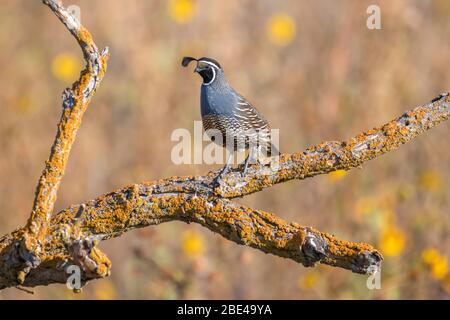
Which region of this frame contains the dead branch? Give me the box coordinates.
[215,93,450,198]
[0,0,109,287]
[23,0,108,248]
[0,0,448,290]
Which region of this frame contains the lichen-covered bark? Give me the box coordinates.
[215,93,450,198]
[0,0,109,287]
[0,0,448,291]
[0,182,382,289]
[24,0,108,251]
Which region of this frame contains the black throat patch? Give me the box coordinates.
[199,68,215,84]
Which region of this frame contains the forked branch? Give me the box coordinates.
[0,0,109,287]
[0,0,448,290]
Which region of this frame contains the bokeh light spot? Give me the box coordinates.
[267,13,296,46]
[327,169,347,182]
[422,248,448,280]
[51,53,81,83]
[168,0,196,24]
[182,230,205,259]
[379,225,406,257]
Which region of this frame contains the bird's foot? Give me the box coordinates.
[212,165,230,187]
[212,175,222,187]
[241,153,253,177]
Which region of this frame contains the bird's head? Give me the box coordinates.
[182,56,222,85]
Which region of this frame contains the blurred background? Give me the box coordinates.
[0,0,449,299]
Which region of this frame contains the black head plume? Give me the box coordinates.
[182,56,197,67]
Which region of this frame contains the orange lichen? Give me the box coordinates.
[9,2,111,286]
[216,93,449,199]
[1,0,447,290]
[77,27,94,46]
[89,246,112,277]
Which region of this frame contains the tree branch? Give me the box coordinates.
[0,0,448,291]
[24,0,108,246]
[1,0,108,285]
[214,93,450,198]
[0,181,382,289]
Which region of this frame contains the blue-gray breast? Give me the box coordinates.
[182,56,275,154]
[182,56,278,182]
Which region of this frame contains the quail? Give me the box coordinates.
[182,56,279,183]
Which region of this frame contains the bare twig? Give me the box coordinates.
[15,285,35,294]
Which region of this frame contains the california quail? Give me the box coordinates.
[182,56,279,183]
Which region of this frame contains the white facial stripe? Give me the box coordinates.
[203,66,216,86]
[200,60,220,70]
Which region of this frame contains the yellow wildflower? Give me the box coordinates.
[168,0,196,24]
[182,230,205,258]
[422,248,440,264]
[327,169,347,182]
[419,171,443,192]
[422,248,448,280]
[298,271,318,289]
[267,13,296,46]
[379,225,406,257]
[51,53,81,82]
[431,260,448,280]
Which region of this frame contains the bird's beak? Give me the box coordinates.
[195,64,211,74]
[194,63,203,73]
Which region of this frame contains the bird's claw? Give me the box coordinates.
[212,176,222,187]
[212,165,230,187]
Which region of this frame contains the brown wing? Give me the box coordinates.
[233,94,273,153]
[233,94,270,131]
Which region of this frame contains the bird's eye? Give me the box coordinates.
[198,62,210,70]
